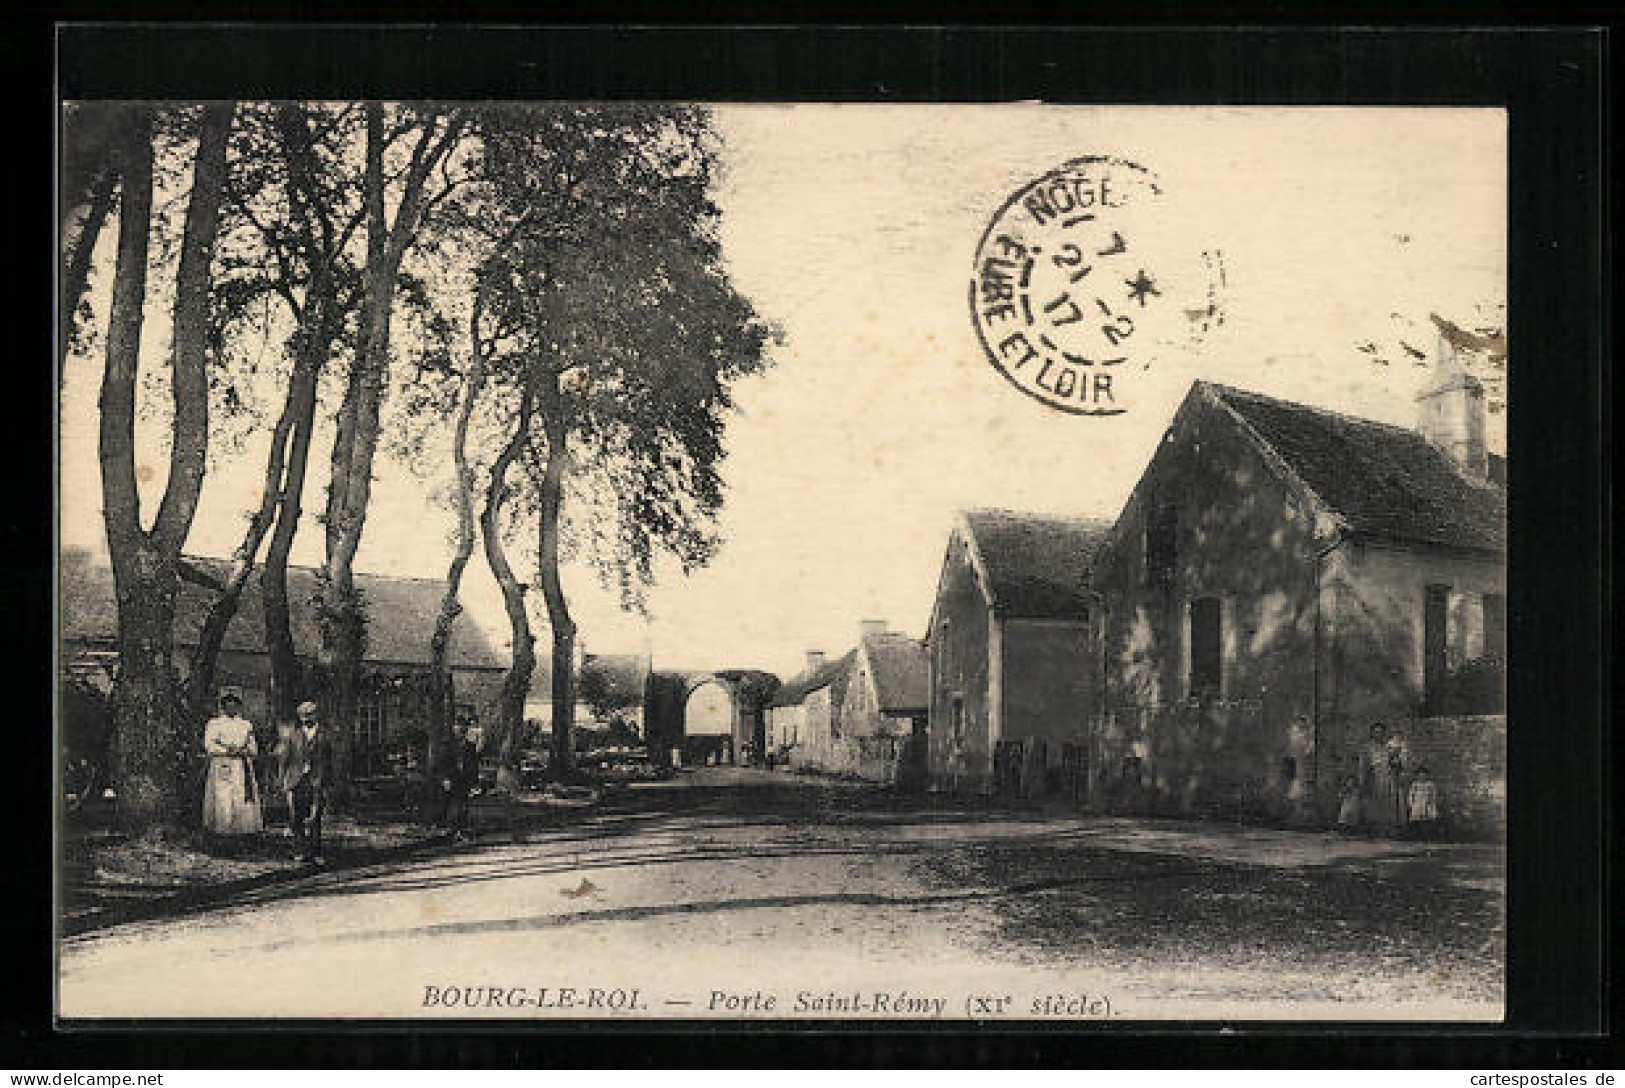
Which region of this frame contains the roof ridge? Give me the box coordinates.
[1194,380,1503,553]
[1197,380,1426,441]
[964,506,1107,525]
[182,553,459,588]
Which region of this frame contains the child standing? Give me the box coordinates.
[1407,766,1442,840]
[1336,772,1363,831]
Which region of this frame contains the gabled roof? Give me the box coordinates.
[961,509,1114,619]
[59,550,508,670]
[859,631,928,713]
[1202,382,1505,554]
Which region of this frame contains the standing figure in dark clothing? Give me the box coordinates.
[278,700,333,866]
[442,715,480,841]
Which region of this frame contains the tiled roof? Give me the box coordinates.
[1205,383,1505,553]
[860,631,928,713]
[962,509,1114,619]
[59,550,508,670]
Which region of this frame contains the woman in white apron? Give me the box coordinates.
[202,693,264,834]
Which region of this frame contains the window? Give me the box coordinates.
[1422,585,1505,716]
[1145,495,1177,586]
[1423,584,1450,713]
[949,695,965,749]
[1483,592,1506,662]
[1189,596,1222,695]
[355,695,387,777]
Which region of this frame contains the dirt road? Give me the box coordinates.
[58,768,1503,1021]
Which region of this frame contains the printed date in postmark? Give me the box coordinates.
[971,156,1192,415]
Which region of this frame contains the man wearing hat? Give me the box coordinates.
[278,700,333,865]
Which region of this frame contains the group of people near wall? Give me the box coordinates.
[1100,719,1445,836]
[200,694,482,864]
[1335,720,1442,838]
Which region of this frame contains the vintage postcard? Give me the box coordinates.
[57,101,1507,1022]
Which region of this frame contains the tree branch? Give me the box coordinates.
[153,101,236,553]
[176,558,229,595]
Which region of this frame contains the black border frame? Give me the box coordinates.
[8,19,1611,1069]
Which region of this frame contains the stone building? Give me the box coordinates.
[838,624,929,784]
[924,510,1113,798]
[766,651,840,761]
[1090,344,1505,832]
[773,623,925,783]
[59,551,511,782]
[782,648,856,776]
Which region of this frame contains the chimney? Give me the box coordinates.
[859,619,887,640]
[805,650,827,674]
[1416,316,1489,481]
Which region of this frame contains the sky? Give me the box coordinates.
[59,105,1506,681]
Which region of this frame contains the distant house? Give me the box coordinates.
[784,647,857,776]
[58,551,511,779]
[839,626,929,784]
[1090,343,1505,830]
[925,510,1113,797]
[778,621,925,784]
[765,651,831,758]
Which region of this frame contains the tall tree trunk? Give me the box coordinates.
[536,401,575,778]
[479,391,534,794]
[318,106,463,803]
[150,103,234,557]
[98,103,234,828]
[60,166,117,383]
[182,386,295,728]
[427,292,490,790]
[263,288,335,724]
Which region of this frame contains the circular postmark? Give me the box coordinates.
[970,156,1209,415]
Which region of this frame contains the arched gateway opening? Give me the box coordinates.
[682,678,735,765]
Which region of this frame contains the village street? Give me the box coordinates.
[58,768,1504,1022]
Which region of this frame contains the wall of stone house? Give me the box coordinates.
[1320,713,1505,840]
[835,660,876,778]
[792,685,838,773]
[1093,394,1326,819]
[927,532,992,793]
[1312,541,1506,835]
[1319,539,1505,729]
[998,618,1096,796]
[836,660,915,783]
